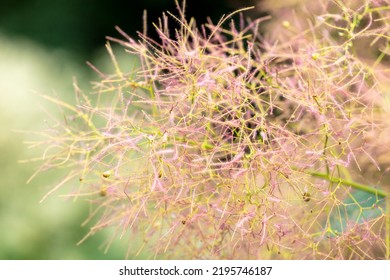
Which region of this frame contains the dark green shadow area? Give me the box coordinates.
[328,190,385,236]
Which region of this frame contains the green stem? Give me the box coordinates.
[308,170,388,198]
[323,132,330,176]
[386,197,390,259]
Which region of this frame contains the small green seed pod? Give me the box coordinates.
[102,171,111,178]
[99,186,107,197]
[302,192,311,202]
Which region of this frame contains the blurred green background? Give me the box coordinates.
[0,0,256,259]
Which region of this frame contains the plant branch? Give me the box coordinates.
[308,170,388,198]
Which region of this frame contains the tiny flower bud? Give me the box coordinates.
[311,53,320,60]
[282,21,291,28]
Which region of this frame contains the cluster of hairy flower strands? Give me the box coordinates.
[29,1,389,259]
[257,0,390,259]
[261,0,390,172]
